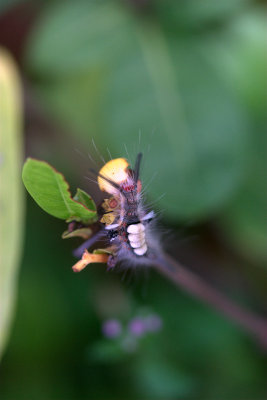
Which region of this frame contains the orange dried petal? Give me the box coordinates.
[72,250,109,272]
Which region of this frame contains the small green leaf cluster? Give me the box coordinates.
[22,158,98,227]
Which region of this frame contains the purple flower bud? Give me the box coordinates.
[128,317,146,337]
[102,319,122,339]
[144,314,162,332]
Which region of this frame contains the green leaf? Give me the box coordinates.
[22,158,97,224]
[215,11,267,264]
[74,188,96,212]
[62,227,92,240]
[89,340,125,363]
[155,0,247,31]
[135,359,194,398]
[219,127,267,264]
[25,1,249,220]
[93,248,113,255]
[0,49,24,359]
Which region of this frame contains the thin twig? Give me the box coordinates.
[152,253,267,350]
[73,229,106,258]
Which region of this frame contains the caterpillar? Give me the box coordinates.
[72,153,160,272]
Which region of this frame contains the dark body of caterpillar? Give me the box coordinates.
[98,154,155,262]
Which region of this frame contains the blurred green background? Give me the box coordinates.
[0,0,266,399]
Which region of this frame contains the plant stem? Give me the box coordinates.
[153,253,267,350]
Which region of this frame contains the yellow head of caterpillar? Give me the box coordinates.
[98,158,129,194]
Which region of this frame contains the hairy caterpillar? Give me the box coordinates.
[72,153,160,272]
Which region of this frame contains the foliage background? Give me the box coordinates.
[0,0,266,399]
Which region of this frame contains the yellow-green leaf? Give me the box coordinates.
[0,48,24,359]
[62,227,93,240]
